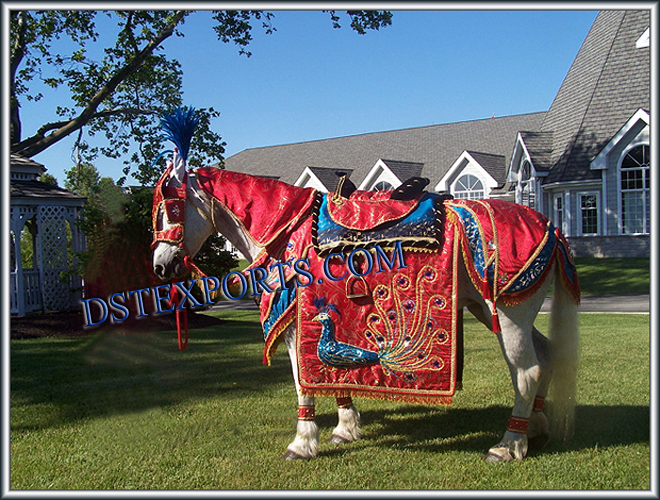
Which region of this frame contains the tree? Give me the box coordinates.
[65,162,101,199]
[38,172,58,186]
[10,10,393,186]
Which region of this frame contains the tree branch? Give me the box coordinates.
[13,10,187,158]
[10,11,29,143]
[12,107,158,153]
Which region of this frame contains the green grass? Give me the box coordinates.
[10,311,650,490]
[574,257,649,296]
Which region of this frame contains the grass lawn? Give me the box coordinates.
[10,310,650,491]
[574,257,649,296]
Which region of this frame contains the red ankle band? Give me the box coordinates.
[298,405,315,421]
[507,416,530,434]
[533,396,546,412]
[336,396,353,409]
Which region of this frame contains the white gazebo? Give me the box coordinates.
[10,154,86,316]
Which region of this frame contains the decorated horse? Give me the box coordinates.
[151,108,580,462]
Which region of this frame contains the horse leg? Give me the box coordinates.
[528,328,551,451]
[467,297,552,458]
[329,396,361,444]
[282,326,319,460]
[481,303,542,462]
[464,269,550,463]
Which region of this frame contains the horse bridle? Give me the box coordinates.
[151,158,210,350]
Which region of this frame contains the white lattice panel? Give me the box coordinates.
[38,205,72,311]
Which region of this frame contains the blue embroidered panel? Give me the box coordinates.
[451,204,558,296]
[263,285,297,340]
[315,193,440,253]
[450,205,488,277]
[506,226,557,294]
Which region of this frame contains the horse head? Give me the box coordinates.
[151,158,215,281]
[150,107,214,281]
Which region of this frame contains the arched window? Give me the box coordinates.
[373,181,394,192]
[621,145,650,234]
[453,174,485,200]
[520,161,536,209]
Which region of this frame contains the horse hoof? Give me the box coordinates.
[484,446,515,463]
[282,450,310,461]
[329,433,351,445]
[528,433,550,452]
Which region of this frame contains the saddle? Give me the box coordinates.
[312,173,448,255]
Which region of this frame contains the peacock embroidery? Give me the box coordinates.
[313,264,449,382]
[313,298,380,368]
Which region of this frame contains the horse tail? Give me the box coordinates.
[546,262,580,442]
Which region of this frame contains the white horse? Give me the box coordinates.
[152,164,579,463]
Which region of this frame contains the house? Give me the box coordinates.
[222,10,650,258]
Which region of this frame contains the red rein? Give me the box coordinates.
[152,166,207,351]
[169,280,189,350]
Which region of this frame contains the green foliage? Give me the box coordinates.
[69,172,236,289]
[38,172,58,186]
[9,313,649,489]
[64,162,101,199]
[19,225,34,268]
[11,10,392,186]
[324,10,393,34]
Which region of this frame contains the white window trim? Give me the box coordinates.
[591,109,649,170]
[358,159,401,191]
[451,173,486,200]
[516,159,542,212]
[577,191,601,236]
[617,143,650,235]
[553,192,566,235]
[294,167,328,192]
[435,150,498,195]
[636,28,649,49]
[565,192,572,237]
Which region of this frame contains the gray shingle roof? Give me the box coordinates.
[519,131,554,172]
[465,151,506,183]
[380,159,424,182]
[10,154,45,170]
[224,112,546,188]
[307,166,354,192]
[11,180,86,201]
[542,10,650,184]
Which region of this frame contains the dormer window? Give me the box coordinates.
[373,180,395,191]
[453,174,485,200]
[519,160,536,209]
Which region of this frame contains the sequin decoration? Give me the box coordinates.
[363,265,449,382]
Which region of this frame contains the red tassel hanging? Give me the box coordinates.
[492,306,501,334]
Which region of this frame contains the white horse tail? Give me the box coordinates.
[547,262,580,442]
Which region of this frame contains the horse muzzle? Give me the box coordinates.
[153,247,186,281]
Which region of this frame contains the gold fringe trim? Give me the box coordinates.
[300,386,454,406]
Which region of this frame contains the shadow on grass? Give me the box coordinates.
[317,403,650,458]
[12,313,650,459]
[10,316,293,432]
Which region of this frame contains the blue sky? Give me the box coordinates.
[17,8,599,185]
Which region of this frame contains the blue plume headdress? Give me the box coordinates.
[160,106,200,162]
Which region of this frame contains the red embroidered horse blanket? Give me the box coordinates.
[194,168,579,405]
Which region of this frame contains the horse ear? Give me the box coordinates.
[160,106,200,187]
[169,149,186,187]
